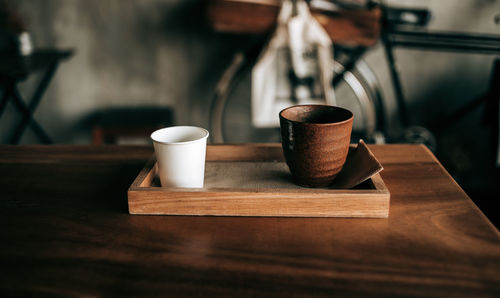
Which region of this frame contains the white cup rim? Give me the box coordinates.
[151,126,209,145]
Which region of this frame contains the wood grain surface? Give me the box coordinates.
[1,144,499,297]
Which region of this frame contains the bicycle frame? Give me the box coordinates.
[332,2,500,137]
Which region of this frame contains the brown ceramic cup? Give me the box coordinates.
[279,104,354,187]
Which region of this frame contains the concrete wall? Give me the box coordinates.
[2,0,245,143]
[1,0,499,148]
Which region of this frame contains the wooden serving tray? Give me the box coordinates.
[128,144,390,217]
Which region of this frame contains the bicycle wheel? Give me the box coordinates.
[209,53,385,143]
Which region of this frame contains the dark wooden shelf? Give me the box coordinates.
[206,0,381,46]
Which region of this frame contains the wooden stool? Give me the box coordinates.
[91,107,174,145]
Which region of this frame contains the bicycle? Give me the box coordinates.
[207,0,500,150]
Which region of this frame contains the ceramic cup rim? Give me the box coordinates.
[279,104,353,126]
[150,126,209,146]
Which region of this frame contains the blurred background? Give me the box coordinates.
[0,0,499,224]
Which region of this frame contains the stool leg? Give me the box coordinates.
[9,87,52,144]
[9,63,58,144]
[0,81,15,118]
[92,126,104,145]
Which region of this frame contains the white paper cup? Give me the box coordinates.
[151,126,209,188]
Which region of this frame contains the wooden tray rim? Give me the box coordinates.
[127,144,390,217]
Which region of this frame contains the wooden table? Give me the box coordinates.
[1,144,499,297]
